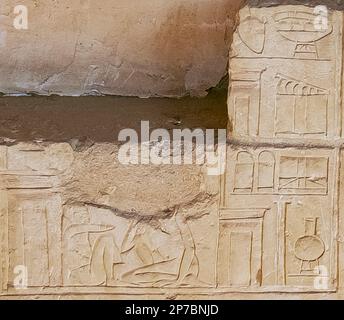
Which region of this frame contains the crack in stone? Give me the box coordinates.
[80,191,215,222]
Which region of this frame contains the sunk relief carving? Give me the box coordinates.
[230,68,266,137]
[278,156,328,194]
[274,74,329,137]
[1,143,218,296]
[222,146,337,291]
[238,15,267,54]
[217,208,267,288]
[232,150,329,196]
[0,144,70,292]
[8,194,63,287]
[257,151,275,193]
[0,146,7,170]
[1,3,344,299]
[294,218,325,274]
[273,10,333,59]
[232,150,277,195]
[230,5,341,140]
[62,205,207,288]
[233,151,254,193]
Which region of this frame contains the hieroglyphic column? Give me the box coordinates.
[221,4,343,291]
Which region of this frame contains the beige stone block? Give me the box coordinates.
[0,142,219,298]
[3,3,344,300]
[0,0,241,97]
[223,3,343,298]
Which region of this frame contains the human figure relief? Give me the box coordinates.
[63,199,212,288]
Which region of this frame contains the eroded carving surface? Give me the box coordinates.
[225,4,342,293]
[1,4,344,299]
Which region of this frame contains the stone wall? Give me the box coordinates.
[2,1,344,300]
[0,91,228,300]
[225,4,344,296]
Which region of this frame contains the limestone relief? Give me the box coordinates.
[62,205,205,288]
[225,4,341,293]
[1,3,344,299]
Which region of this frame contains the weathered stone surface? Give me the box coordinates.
[0,91,227,299]
[2,2,344,300]
[0,0,242,97]
[225,4,344,297]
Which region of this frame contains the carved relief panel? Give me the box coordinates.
[0,144,218,297]
[220,146,339,291]
[229,5,343,140]
[1,4,344,299]
[223,4,342,293]
[217,208,266,288]
[0,144,72,294]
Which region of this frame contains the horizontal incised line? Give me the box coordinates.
[227,137,344,150]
